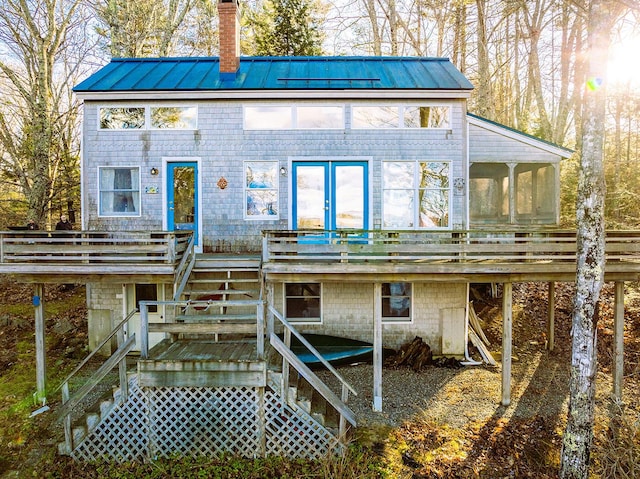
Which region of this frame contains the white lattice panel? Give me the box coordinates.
[148,386,262,458]
[264,391,339,459]
[71,376,339,462]
[72,376,149,462]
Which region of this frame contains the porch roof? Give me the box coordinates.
[73,56,474,93]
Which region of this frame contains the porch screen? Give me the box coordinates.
[469,162,556,225]
[99,167,140,216]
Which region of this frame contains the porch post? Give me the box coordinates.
[373,282,383,412]
[547,282,555,351]
[501,282,512,406]
[34,283,46,404]
[613,281,625,401]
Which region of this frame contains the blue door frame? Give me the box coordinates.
[292,161,369,235]
[167,161,199,246]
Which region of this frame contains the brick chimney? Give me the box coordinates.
[218,0,240,80]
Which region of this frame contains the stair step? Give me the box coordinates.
[188,278,260,284]
[175,314,257,322]
[185,289,258,297]
[86,412,100,430]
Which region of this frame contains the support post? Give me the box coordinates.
[373,282,383,412]
[501,282,512,406]
[613,281,625,401]
[547,282,555,351]
[34,283,46,404]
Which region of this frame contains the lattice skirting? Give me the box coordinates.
[71,376,340,462]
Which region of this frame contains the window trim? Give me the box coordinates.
[98,165,142,217]
[382,160,452,230]
[97,104,198,130]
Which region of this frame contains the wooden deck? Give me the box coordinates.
[138,339,267,388]
[262,229,640,282]
[0,230,192,282]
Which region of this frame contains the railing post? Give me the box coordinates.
[116,325,129,401]
[140,302,149,359]
[167,232,176,263]
[257,301,264,359]
[262,233,269,263]
[62,382,72,453]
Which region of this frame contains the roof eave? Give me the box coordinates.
[74,89,473,102]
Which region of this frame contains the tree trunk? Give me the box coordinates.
[560,1,623,477]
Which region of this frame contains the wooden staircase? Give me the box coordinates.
[56,254,357,461]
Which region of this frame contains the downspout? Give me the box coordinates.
[461,282,482,366]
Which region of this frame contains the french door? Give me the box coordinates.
[292,161,369,232]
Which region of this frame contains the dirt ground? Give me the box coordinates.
[1,278,639,478]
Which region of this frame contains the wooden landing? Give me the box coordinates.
[137,339,267,388]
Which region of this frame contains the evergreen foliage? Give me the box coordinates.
[250,0,325,56]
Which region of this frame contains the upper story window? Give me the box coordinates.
[99,105,197,130]
[382,161,450,229]
[352,105,450,129]
[244,105,344,129]
[100,107,145,129]
[99,167,140,216]
[245,161,279,219]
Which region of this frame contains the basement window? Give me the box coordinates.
[382,282,411,322]
[285,283,321,323]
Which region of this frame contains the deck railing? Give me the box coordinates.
[0,230,193,265]
[267,305,357,439]
[262,229,640,264]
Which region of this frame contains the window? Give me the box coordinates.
[245,161,278,219]
[404,106,450,128]
[245,106,292,129]
[100,107,145,129]
[244,105,345,129]
[99,167,140,216]
[382,283,411,321]
[99,105,197,130]
[135,284,158,313]
[285,283,321,322]
[296,106,344,129]
[352,105,451,129]
[151,106,197,129]
[352,106,399,128]
[382,161,450,229]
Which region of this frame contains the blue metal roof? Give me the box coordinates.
[73,56,474,92]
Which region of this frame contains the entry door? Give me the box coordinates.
[125,284,165,352]
[292,161,368,231]
[167,162,199,245]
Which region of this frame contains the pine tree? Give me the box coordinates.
[251,0,325,56]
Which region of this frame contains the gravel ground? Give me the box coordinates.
[317,348,572,430]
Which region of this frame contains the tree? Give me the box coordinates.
[250,0,325,56]
[0,0,89,227]
[94,0,215,57]
[559,0,626,477]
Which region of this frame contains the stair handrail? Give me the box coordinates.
[268,305,357,439]
[173,233,196,300]
[53,309,138,396]
[268,305,357,397]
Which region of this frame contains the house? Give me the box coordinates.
[4,0,640,463]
